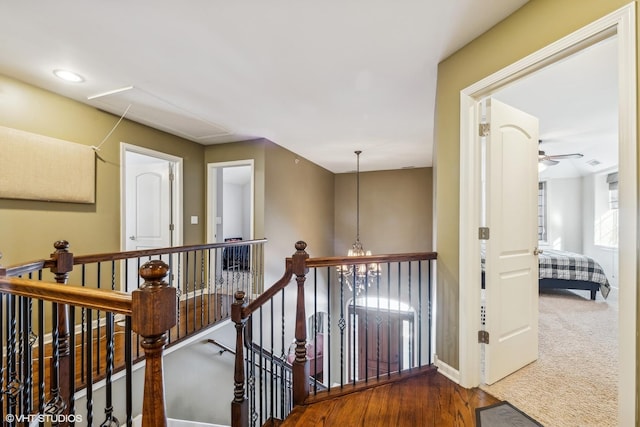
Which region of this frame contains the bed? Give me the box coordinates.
[481,248,611,300]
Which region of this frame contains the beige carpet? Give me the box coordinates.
[480,288,618,427]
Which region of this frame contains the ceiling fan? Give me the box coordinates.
[538,140,583,166]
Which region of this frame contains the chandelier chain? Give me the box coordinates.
[355,150,361,242]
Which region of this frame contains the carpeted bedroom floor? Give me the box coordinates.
[480,287,618,427]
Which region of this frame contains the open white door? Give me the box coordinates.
[483,97,539,385]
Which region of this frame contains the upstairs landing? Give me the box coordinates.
[279,368,498,427]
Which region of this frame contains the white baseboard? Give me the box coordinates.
[434,354,460,384]
[129,415,227,427]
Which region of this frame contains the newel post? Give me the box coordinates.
[231,291,248,427]
[292,241,310,406]
[49,240,74,416]
[132,260,176,427]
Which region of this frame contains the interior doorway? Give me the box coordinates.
[458,5,636,425]
[206,160,254,244]
[120,143,183,290]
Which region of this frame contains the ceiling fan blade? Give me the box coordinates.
[540,158,560,166]
[546,153,584,160]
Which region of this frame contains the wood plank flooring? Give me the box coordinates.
[281,368,499,427]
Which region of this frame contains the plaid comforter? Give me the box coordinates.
[539,249,611,299]
[480,248,611,299]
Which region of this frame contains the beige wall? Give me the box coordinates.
[434,0,632,370]
[334,168,433,256]
[0,74,205,267]
[264,142,335,281]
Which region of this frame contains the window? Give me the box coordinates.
[594,171,619,248]
[538,181,547,242]
[607,172,619,209]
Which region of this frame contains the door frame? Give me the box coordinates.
[458,4,636,425]
[206,159,255,243]
[120,143,184,251]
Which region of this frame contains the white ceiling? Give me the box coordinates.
[494,36,618,179]
[0,0,530,173]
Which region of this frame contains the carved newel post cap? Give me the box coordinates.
[293,241,309,276]
[139,260,170,286]
[132,260,176,336]
[53,240,70,251]
[50,240,73,275]
[234,290,246,303]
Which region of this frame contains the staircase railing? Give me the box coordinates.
[231,241,436,427]
[0,238,266,426]
[0,259,171,426]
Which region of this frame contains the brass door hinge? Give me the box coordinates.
[478,227,490,240]
[478,330,490,344]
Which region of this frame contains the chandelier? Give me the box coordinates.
[338,150,381,294]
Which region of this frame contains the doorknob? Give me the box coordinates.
[129,235,136,241]
[534,247,543,256]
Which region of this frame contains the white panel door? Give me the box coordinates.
[126,162,171,251]
[124,153,172,290]
[484,97,539,385]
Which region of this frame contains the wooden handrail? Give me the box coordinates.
[0,260,49,277]
[305,251,437,268]
[73,238,267,265]
[240,251,437,318]
[242,259,293,318]
[0,276,133,315]
[0,239,267,275]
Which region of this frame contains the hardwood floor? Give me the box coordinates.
[280,368,499,427]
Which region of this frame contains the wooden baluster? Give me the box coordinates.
[292,241,310,406]
[132,260,176,427]
[48,240,74,421]
[231,291,248,427]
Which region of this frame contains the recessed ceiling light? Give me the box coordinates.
[53,69,84,83]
